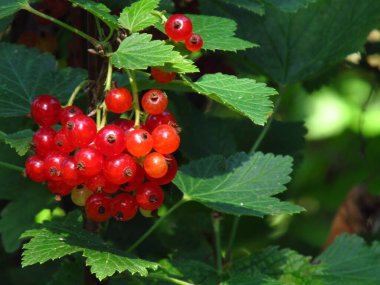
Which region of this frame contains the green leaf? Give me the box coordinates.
[0,43,87,117]
[48,259,85,285]
[216,0,265,15]
[68,0,118,29]
[317,234,380,285]
[263,0,316,13]
[119,0,160,33]
[0,0,36,19]
[0,129,33,156]
[188,15,257,51]
[111,33,198,73]
[187,73,277,125]
[21,215,159,280]
[0,16,13,31]
[174,152,303,217]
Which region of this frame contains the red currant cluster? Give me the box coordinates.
[165,14,203,52]
[25,87,180,223]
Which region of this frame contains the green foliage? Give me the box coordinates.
[0,43,87,117]
[119,0,160,33]
[0,0,36,19]
[111,33,198,73]
[0,129,33,156]
[174,152,304,217]
[21,213,159,280]
[68,0,118,29]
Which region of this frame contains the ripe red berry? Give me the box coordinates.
[143,152,168,178]
[165,14,192,42]
[31,95,61,127]
[85,173,119,194]
[47,180,72,196]
[125,129,153,157]
[111,194,138,221]
[74,147,103,177]
[146,154,178,185]
[145,111,177,133]
[185,33,203,52]
[61,158,84,186]
[32,127,56,157]
[105,87,132,114]
[25,155,46,182]
[103,153,138,185]
[54,129,75,153]
[151,68,176,84]
[85,193,112,222]
[44,152,68,181]
[136,183,164,211]
[112,119,144,135]
[60,106,83,125]
[141,89,168,115]
[94,125,125,156]
[121,164,144,192]
[64,114,97,148]
[152,124,180,154]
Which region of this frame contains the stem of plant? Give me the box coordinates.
[99,60,113,128]
[67,80,90,106]
[212,213,223,276]
[0,161,24,173]
[23,5,100,48]
[127,198,188,252]
[127,70,141,128]
[148,273,195,285]
[226,86,285,262]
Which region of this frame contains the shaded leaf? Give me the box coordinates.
[0,0,36,19]
[0,129,33,156]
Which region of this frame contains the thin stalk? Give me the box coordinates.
[225,215,240,260]
[99,60,113,128]
[151,10,168,23]
[0,161,24,172]
[127,70,141,128]
[67,80,90,106]
[148,273,195,285]
[23,5,100,47]
[127,198,188,252]
[212,215,223,276]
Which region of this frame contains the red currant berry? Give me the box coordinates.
[85,173,119,194]
[165,14,192,42]
[32,127,56,157]
[94,125,125,156]
[151,68,176,84]
[25,155,46,182]
[60,106,83,125]
[112,119,144,135]
[105,87,132,114]
[185,33,203,52]
[146,154,178,185]
[54,129,75,153]
[71,185,92,206]
[85,193,112,222]
[44,152,68,181]
[64,114,97,148]
[61,158,84,186]
[143,152,168,178]
[145,111,177,133]
[47,180,72,196]
[111,194,138,221]
[136,183,164,211]
[103,153,137,185]
[125,129,153,157]
[121,164,144,192]
[74,147,103,177]
[31,95,61,127]
[152,124,180,154]
[141,89,168,115]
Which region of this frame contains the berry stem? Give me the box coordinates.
[127,70,141,128]
[67,80,91,106]
[23,4,100,48]
[99,60,113,128]
[127,198,188,252]
[148,273,195,285]
[151,10,168,24]
[212,213,223,276]
[0,161,24,173]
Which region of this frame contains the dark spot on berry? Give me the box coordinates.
[115,211,123,220]
[56,139,63,147]
[149,194,158,203]
[173,20,181,30]
[77,184,84,189]
[106,134,116,144]
[68,108,77,114]
[66,121,74,130]
[124,167,133,177]
[77,161,85,171]
[98,206,106,214]
[141,133,148,140]
[96,186,104,192]
[150,92,159,102]
[49,167,58,176]
[190,36,198,45]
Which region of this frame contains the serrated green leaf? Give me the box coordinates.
[188,15,256,51]
[174,152,303,217]
[0,129,33,156]
[186,73,277,125]
[21,217,159,280]
[216,0,265,15]
[317,234,380,285]
[119,0,160,33]
[0,43,87,117]
[68,0,118,29]
[0,0,35,19]
[111,33,198,73]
